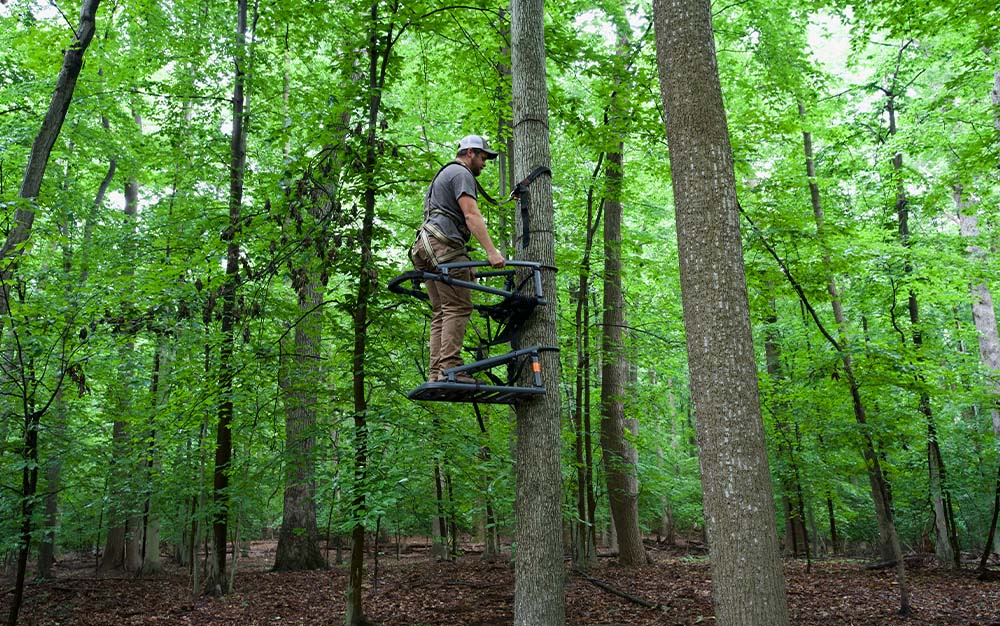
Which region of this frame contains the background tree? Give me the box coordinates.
[653,0,791,624]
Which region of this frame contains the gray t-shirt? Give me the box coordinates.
[423,162,477,246]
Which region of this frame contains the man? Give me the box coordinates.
[410,135,507,383]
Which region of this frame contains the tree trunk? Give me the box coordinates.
[205,0,248,595]
[7,358,40,626]
[572,160,601,567]
[3,7,101,618]
[274,278,326,571]
[140,338,170,577]
[510,1,565,624]
[0,0,101,338]
[345,3,396,621]
[797,100,910,609]
[653,1,790,624]
[475,415,501,561]
[764,301,809,561]
[600,146,648,567]
[122,174,145,576]
[956,189,1000,556]
[887,88,957,571]
[99,414,130,572]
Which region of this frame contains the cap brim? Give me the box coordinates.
[482,149,499,159]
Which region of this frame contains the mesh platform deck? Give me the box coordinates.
[408,380,547,404]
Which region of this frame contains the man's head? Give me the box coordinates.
[456,134,499,176]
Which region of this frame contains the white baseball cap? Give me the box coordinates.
[457,135,499,159]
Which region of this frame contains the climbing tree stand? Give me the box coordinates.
[388,260,557,404]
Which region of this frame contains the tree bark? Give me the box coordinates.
[654,1,790,624]
[274,277,326,571]
[510,1,565,624]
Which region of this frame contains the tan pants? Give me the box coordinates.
[411,235,473,381]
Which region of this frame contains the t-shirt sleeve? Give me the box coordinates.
[451,168,478,204]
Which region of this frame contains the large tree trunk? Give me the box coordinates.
[510,1,565,625]
[274,278,326,571]
[653,1,790,624]
[600,146,648,567]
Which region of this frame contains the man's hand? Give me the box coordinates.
[487,249,506,269]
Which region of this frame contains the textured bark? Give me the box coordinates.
[654,1,790,624]
[274,278,326,571]
[511,0,565,624]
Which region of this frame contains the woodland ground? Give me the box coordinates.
[3,540,1000,626]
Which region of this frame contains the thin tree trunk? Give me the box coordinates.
[4,7,101,618]
[206,0,248,595]
[886,86,956,571]
[36,399,63,580]
[346,4,396,622]
[654,1,790,624]
[510,1,565,624]
[796,100,909,612]
[573,156,602,568]
[764,301,808,561]
[600,145,648,567]
[7,359,40,626]
[0,0,101,337]
[122,173,144,576]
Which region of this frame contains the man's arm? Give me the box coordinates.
[459,194,506,268]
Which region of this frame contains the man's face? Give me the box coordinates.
[469,149,489,176]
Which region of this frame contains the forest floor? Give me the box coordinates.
[3,539,1000,626]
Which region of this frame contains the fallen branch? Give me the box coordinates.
[571,567,661,609]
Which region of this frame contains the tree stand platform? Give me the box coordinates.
[388,260,558,405]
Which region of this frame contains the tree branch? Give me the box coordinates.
[737,204,844,354]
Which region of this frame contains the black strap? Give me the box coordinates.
[511,166,551,248]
